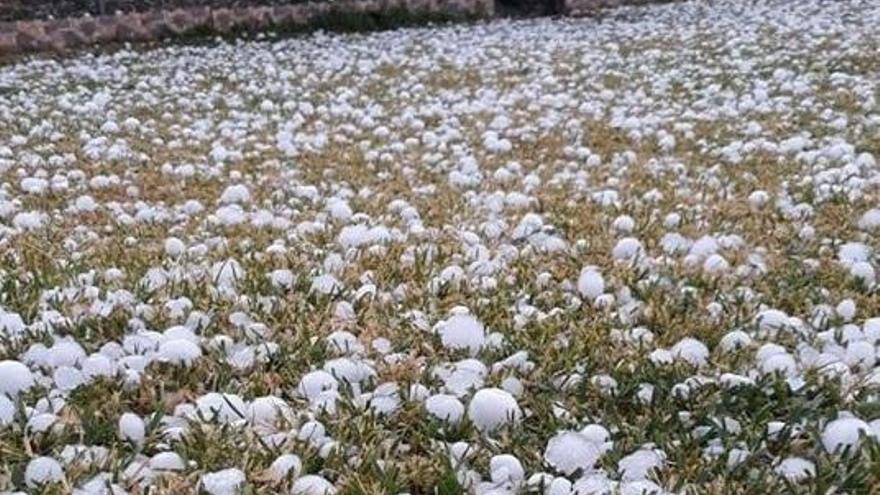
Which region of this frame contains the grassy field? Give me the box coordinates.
[1,0,880,493]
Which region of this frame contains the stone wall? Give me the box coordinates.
[0,1,319,23]
[559,0,661,16]
[0,0,494,55]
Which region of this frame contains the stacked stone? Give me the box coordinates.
[0,0,494,55]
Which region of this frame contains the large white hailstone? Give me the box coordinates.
[577,268,605,300]
[247,396,293,429]
[0,310,25,336]
[845,341,875,369]
[612,215,636,233]
[649,348,674,366]
[310,274,341,295]
[544,431,602,475]
[28,413,60,433]
[48,341,86,368]
[490,454,524,483]
[200,468,246,495]
[857,209,880,230]
[620,480,665,495]
[618,448,665,481]
[210,259,244,288]
[671,338,710,366]
[838,242,871,265]
[425,394,465,423]
[612,237,645,262]
[82,354,114,379]
[323,358,375,385]
[438,314,486,354]
[158,339,202,366]
[755,309,790,332]
[775,457,815,482]
[0,395,15,425]
[821,416,875,453]
[572,473,614,494]
[689,236,719,259]
[298,370,339,401]
[760,352,798,377]
[836,299,856,322]
[164,237,186,258]
[291,475,336,495]
[25,456,64,487]
[269,269,295,289]
[580,424,612,446]
[150,452,185,471]
[326,331,364,355]
[219,184,251,204]
[545,477,572,495]
[467,388,522,433]
[702,254,729,274]
[13,211,45,230]
[0,360,35,396]
[51,365,84,391]
[718,330,752,352]
[118,413,146,446]
[267,454,302,481]
[194,393,247,423]
[850,261,876,285]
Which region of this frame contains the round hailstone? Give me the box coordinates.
[612,237,644,262]
[577,268,605,300]
[857,208,880,230]
[158,339,202,366]
[323,358,375,385]
[267,454,302,482]
[760,352,798,377]
[219,184,251,204]
[82,354,114,379]
[247,396,293,429]
[618,449,664,481]
[821,417,874,454]
[164,237,186,258]
[718,331,752,353]
[467,388,522,433]
[0,395,15,425]
[755,309,789,332]
[490,454,524,484]
[425,394,465,423]
[836,299,856,321]
[838,242,871,265]
[438,314,486,354]
[620,480,664,495]
[0,360,35,396]
[194,393,247,423]
[544,431,602,475]
[0,311,25,337]
[850,261,876,285]
[545,477,572,495]
[703,254,729,274]
[25,456,64,488]
[291,475,336,495]
[200,468,246,495]
[775,457,815,482]
[298,370,339,401]
[119,413,146,446]
[671,338,710,366]
[150,452,185,472]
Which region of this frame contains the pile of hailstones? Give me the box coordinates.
[2,0,880,493]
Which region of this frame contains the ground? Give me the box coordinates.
[1,0,880,493]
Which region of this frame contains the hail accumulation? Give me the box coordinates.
[2,0,880,493]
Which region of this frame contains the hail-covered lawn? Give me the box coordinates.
[2,0,880,493]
